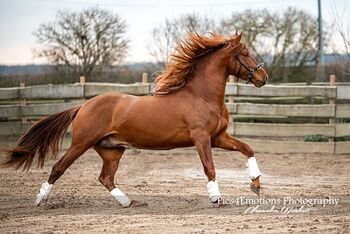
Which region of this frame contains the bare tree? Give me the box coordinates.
[34,7,128,78]
[220,7,323,82]
[148,19,179,65]
[148,13,216,65]
[266,8,320,81]
[219,9,270,56]
[329,0,350,81]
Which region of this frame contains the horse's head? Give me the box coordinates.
[228,33,268,87]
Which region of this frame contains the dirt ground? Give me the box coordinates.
[0,147,349,233]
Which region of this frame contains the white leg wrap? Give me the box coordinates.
[35,182,53,206]
[207,181,221,203]
[247,157,261,180]
[111,188,131,208]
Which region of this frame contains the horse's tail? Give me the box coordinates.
[0,106,81,171]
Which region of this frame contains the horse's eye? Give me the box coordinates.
[241,49,248,56]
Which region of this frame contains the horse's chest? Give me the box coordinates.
[211,116,228,135]
[197,110,227,135]
[195,106,228,134]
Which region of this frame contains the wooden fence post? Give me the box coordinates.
[329,74,336,125]
[80,76,86,85]
[329,75,336,152]
[80,76,86,102]
[142,73,150,95]
[142,72,148,84]
[19,82,27,134]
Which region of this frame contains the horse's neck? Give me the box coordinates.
[184,52,229,106]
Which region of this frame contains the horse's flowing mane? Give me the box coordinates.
[153,33,235,95]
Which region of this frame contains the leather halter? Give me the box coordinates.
[233,44,264,84]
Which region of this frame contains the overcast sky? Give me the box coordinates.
[0,0,348,65]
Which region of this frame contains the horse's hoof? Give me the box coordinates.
[250,183,261,196]
[130,200,148,208]
[210,196,220,203]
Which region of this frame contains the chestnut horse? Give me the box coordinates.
[1,32,268,207]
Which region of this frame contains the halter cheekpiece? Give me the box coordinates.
[234,44,264,84]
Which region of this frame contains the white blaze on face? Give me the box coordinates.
[35,182,53,206]
[207,180,221,203]
[111,188,131,208]
[247,157,262,180]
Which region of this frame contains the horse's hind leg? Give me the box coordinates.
[48,145,89,184]
[35,144,90,206]
[94,146,131,208]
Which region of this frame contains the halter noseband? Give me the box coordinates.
[234,45,264,84]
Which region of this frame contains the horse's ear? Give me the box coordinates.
[232,31,242,44]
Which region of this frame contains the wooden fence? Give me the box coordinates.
[0,76,349,154]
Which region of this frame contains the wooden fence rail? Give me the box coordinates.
[0,80,349,154]
[225,83,337,98]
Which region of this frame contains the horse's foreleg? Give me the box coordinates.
[212,132,262,195]
[94,146,131,208]
[35,144,89,206]
[191,132,221,203]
